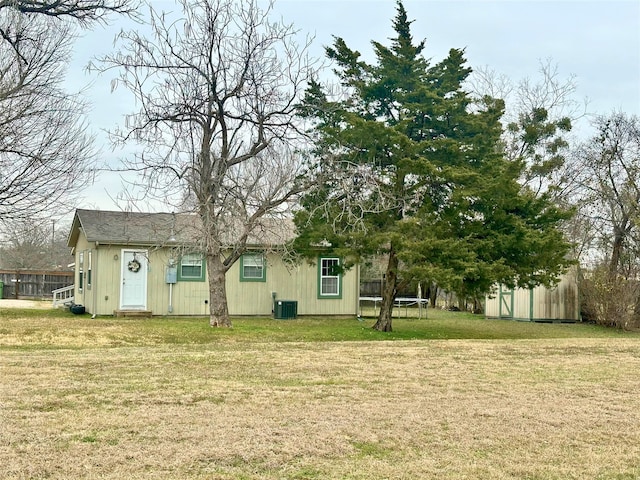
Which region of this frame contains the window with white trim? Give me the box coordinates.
[78,251,84,292]
[178,253,205,281]
[319,257,341,298]
[87,251,92,289]
[240,253,266,282]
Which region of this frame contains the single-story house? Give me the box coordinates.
[484,269,579,322]
[67,209,359,317]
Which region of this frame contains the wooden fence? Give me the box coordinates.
[0,270,74,299]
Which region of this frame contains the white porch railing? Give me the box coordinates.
[52,285,74,307]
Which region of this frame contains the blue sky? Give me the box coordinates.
[68,0,640,212]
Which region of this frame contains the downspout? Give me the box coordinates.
[93,243,98,316]
[356,262,361,317]
[168,282,173,314]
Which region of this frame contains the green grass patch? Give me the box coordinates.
[0,307,634,350]
[0,307,75,319]
[351,440,395,459]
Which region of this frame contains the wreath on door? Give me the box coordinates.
[128,259,141,273]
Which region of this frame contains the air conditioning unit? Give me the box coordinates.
[274,300,297,319]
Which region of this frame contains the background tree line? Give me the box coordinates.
[0,220,71,271]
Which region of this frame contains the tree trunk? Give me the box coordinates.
[458,297,466,311]
[373,249,398,332]
[609,215,631,276]
[473,297,483,314]
[609,229,624,276]
[207,254,231,327]
[429,282,438,309]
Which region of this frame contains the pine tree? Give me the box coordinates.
[295,1,572,331]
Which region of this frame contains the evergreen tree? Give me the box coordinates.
[294,1,572,331]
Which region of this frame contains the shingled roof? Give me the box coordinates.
[68,209,296,248]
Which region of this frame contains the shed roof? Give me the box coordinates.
[68,209,296,248]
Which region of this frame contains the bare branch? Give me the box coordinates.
[470,59,588,199]
[0,10,96,223]
[92,0,320,326]
[0,0,140,26]
[573,113,640,272]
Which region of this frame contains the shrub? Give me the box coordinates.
[581,266,640,329]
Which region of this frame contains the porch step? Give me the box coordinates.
[114,310,153,318]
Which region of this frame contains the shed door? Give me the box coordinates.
[499,285,513,319]
[120,249,148,310]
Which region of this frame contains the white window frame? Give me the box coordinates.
[178,253,205,281]
[319,257,341,298]
[241,253,266,282]
[78,251,84,293]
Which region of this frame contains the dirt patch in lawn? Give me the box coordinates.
[0,299,53,309]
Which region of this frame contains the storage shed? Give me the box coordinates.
[485,270,579,322]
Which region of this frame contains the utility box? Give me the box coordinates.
[274,300,297,319]
[165,266,177,284]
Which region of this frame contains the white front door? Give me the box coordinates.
[120,249,148,310]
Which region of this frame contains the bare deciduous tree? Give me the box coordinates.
[0,0,139,223]
[0,13,93,221]
[94,0,318,327]
[470,59,586,199]
[575,112,640,328]
[3,0,137,23]
[0,218,71,270]
[577,113,640,273]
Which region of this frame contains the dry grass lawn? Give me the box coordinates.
[2,314,640,479]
